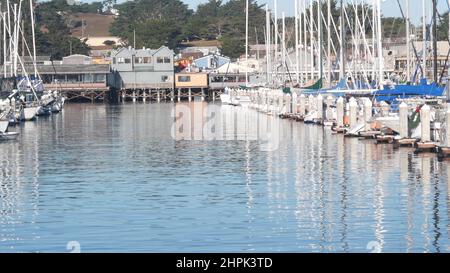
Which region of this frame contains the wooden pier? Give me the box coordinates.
[115,88,222,103]
[229,87,450,162]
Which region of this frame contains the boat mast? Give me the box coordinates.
[30,0,37,78]
[432,0,437,83]
[7,0,11,77]
[339,0,345,80]
[318,0,323,81]
[245,0,249,87]
[16,1,22,78]
[282,12,286,84]
[310,0,314,80]
[266,4,271,84]
[274,0,278,71]
[422,0,427,80]
[303,0,308,82]
[0,3,2,75]
[2,12,6,78]
[376,0,384,89]
[327,0,331,87]
[12,3,17,77]
[295,0,300,84]
[405,0,410,83]
[372,0,376,81]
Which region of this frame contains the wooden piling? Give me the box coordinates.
[399,102,408,139]
[326,95,333,121]
[349,97,357,128]
[336,97,344,128]
[364,99,372,131]
[317,94,323,120]
[292,92,298,114]
[299,94,306,117]
[421,104,431,142]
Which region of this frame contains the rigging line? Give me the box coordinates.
[396,0,424,79]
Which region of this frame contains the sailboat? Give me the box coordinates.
[301,0,444,105]
[0,98,19,140]
[0,99,11,132]
[1,0,64,121]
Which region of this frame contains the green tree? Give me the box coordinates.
[436,12,450,41]
[35,1,91,58]
[110,0,192,48]
[219,35,244,58]
[1,0,90,60]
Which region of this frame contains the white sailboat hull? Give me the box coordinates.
[0,120,9,133]
[0,131,19,141]
[21,106,38,121]
[220,94,231,105]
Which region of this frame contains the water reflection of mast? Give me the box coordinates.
[421,156,432,251]
[402,152,414,252]
[431,159,441,252]
[0,142,22,245]
[446,163,450,251]
[316,126,326,251]
[373,144,386,252]
[337,134,348,251]
[244,137,254,250]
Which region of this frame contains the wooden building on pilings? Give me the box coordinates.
[109,46,175,102]
[1,54,110,102]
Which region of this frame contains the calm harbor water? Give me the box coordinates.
[0,103,449,253]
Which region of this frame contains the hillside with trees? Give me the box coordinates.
[110,0,266,58]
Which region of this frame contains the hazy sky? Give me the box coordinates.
[80,0,449,24]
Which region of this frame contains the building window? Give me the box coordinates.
[93,74,106,83]
[67,74,80,83]
[178,76,191,82]
[143,57,151,63]
[42,75,52,84]
[55,75,66,82]
[164,57,171,63]
[112,57,116,64]
[161,75,169,82]
[117,57,125,64]
[135,57,143,64]
[157,57,164,63]
[83,74,93,83]
[124,58,131,64]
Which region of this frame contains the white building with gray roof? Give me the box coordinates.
[109,46,175,90]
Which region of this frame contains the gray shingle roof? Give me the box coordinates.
[1,64,111,74]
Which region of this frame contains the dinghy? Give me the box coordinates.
[0,131,19,141]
